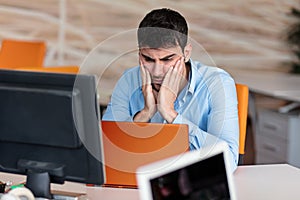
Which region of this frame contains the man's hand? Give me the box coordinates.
[158,57,185,123]
[133,60,157,122]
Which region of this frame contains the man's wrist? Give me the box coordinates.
[133,109,153,122]
[160,108,178,123]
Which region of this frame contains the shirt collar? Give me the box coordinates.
[177,59,200,103]
[187,59,200,95]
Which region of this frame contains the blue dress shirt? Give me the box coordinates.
[102,59,239,171]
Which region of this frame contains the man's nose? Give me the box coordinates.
[152,62,163,76]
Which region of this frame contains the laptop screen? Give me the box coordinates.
[149,152,230,200]
[137,141,236,200]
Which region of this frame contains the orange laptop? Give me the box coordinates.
[101,121,189,188]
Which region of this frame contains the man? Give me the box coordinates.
[103,8,239,171]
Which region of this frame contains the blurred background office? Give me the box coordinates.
[1,0,300,166]
[0,1,297,70]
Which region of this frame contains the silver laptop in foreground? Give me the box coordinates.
[136,141,237,200]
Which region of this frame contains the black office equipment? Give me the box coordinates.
[0,69,104,198]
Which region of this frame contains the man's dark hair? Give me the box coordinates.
[137,8,188,51]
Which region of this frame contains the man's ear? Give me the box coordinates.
[183,43,192,62]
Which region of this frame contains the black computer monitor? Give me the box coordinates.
[0,69,104,198]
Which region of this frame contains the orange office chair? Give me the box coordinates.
[0,39,46,69]
[236,83,249,165]
[15,66,79,74]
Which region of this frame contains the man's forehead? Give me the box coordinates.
[139,46,182,56]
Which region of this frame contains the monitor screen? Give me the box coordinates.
[0,69,104,198]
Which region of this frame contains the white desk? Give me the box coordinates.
[227,69,300,102]
[234,164,300,200]
[1,164,300,200]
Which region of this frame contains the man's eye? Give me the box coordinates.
[161,58,174,62]
[144,57,154,62]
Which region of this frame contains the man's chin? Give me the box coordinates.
[151,83,161,92]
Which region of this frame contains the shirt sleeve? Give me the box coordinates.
[102,72,135,122]
[102,67,143,122]
[173,73,239,172]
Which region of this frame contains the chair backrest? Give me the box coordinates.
[0,39,46,69]
[15,66,79,74]
[235,83,249,156]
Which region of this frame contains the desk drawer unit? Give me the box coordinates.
[257,109,289,140]
[255,133,287,164]
[255,109,300,168]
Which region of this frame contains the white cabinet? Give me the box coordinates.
[255,109,300,168]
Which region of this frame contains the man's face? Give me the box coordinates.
[139,46,184,92]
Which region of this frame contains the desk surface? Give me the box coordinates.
[227,69,300,102]
[234,164,300,200]
[1,164,300,200]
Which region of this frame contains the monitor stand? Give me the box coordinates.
[18,159,65,199]
[26,170,52,199]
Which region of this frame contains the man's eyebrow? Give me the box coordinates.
[160,54,176,60]
[140,53,154,60]
[140,53,176,60]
